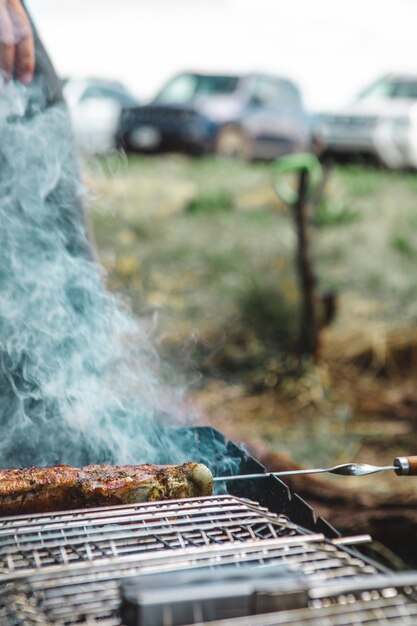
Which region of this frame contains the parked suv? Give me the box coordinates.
[116,72,310,159]
[314,74,417,169]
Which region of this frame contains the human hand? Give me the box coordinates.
[0,0,35,84]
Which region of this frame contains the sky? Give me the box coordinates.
[27,0,417,111]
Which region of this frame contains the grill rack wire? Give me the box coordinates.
[0,494,388,626]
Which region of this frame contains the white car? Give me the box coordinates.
[63,79,139,154]
[315,74,417,169]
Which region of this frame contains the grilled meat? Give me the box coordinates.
[0,462,213,516]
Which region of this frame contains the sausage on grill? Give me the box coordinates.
[0,462,213,516]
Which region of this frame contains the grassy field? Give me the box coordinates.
[85,154,417,487]
[87,155,417,324]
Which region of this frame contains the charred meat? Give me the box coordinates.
[0,462,213,516]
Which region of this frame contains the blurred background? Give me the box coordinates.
[27,0,417,562]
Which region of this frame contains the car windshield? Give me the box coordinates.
[154,74,240,104]
[358,78,417,102]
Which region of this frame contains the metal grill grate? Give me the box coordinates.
[0,495,379,625]
[0,495,369,577]
[0,496,303,575]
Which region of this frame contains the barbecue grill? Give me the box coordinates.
[0,426,416,626]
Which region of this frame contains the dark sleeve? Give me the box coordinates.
[23,1,64,105]
[32,23,64,106]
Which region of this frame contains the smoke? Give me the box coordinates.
[0,81,235,471]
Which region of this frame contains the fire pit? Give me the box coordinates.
[0,427,416,626]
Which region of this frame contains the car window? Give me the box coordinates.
[250,78,300,107]
[195,75,239,96]
[154,75,198,104]
[391,81,417,99]
[358,78,417,102]
[358,79,395,101]
[155,74,239,104]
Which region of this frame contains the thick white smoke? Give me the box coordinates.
[0,81,200,468]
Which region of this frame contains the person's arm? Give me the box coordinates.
[0,0,34,83]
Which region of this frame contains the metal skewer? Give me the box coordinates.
[213,456,417,482]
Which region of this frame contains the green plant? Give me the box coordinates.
[337,164,381,197]
[391,234,415,258]
[185,189,234,214]
[315,200,360,228]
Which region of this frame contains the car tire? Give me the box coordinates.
[215,125,252,160]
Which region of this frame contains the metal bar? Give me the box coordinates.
[331,535,373,546]
[214,464,397,483]
[309,572,417,600]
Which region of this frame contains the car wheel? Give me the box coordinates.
[215,125,252,160]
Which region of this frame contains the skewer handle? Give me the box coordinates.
[394,456,417,476]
